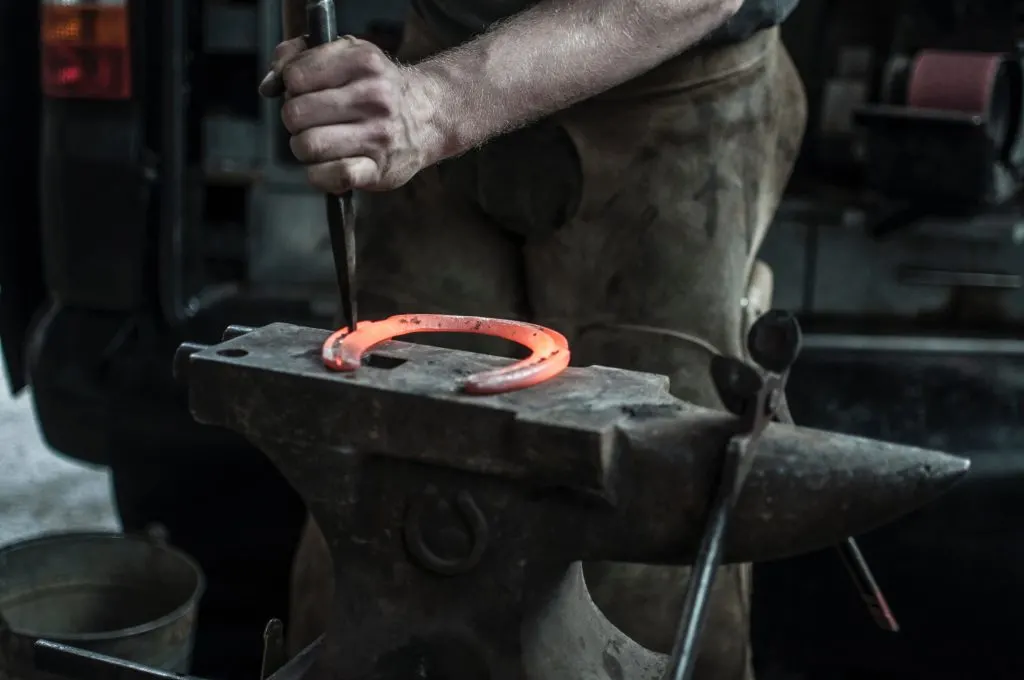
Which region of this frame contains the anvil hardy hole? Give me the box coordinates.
[364,354,408,370]
[217,349,249,358]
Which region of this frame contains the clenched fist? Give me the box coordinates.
[259,36,444,194]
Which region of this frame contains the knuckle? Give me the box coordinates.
[290,130,319,161]
[280,100,303,133]
[272,42,290,62]
[309,165,347,193]
[337,165,355,188]
[272,38,303,62]
[366,121,393,148]
[352,46,387,74]
[281,63,307,94]
[361,79,397,115]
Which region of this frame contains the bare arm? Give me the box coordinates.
[265,0,741,192]
[412,0,742,159]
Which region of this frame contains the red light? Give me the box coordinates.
[42,45,131,100]
[58,66,82,85]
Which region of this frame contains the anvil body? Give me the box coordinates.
[176,323,968,680]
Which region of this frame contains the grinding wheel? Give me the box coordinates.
[906,50,1013,149]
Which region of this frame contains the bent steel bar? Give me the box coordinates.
[321,314,571,394]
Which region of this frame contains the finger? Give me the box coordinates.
[282,39,391,96]
[280,80,397,133]
[289,123,387,164]
[273,36,308,66]
[259,71,286,98]
[259,37,308,98]
[307,157,380,193]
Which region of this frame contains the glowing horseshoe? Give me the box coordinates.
[321,314,570,395]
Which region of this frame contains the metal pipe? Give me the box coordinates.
[159,0,188,325]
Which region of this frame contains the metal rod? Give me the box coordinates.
[838,536,900,632]
[777,394,899,633]
[662,452,739,680]
[159,0,188,325]
[306,0,358,330]
[664,378,776,680]
[33,640,205,680]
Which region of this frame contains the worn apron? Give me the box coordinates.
[288,9,806,679]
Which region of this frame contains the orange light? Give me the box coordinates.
[322,315,572,395]
[40,2,131,100]
[41,12,84,45]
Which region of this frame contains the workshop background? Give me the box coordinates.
[0,358,117,548]
[3,0,1024,679]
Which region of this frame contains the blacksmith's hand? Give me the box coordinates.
[259,36,441,194]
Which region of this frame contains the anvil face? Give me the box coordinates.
[186,322,682,496]
[177,323,968,680]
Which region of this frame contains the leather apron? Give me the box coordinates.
[288,10,807,680]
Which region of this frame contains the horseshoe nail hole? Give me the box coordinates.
[218,349,249,358]
[364,354,408,369]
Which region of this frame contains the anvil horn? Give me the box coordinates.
[594,408,970,565]
[740,419,969,558]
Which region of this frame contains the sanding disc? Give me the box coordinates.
[907,50,1005,114]
[907,49,1012,149]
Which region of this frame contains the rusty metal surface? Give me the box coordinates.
[180,322,678,495]
[271,564,672,680]
[175,322,969,680]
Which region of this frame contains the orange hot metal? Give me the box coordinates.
[322,314,570,395]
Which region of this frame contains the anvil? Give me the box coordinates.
[174,322,968,680]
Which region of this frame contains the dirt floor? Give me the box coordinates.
[0,346,119,547]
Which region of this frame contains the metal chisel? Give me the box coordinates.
[306,0,358,331]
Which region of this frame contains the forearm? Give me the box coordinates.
[412,0,742,162]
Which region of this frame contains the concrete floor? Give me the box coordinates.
[0,345,119,548]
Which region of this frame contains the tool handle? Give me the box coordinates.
[775,392,899,633]
[837,537,900,632]
[664,494,731,680]
[305,0,337,48]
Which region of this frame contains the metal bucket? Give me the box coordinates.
[0,531,205,679]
